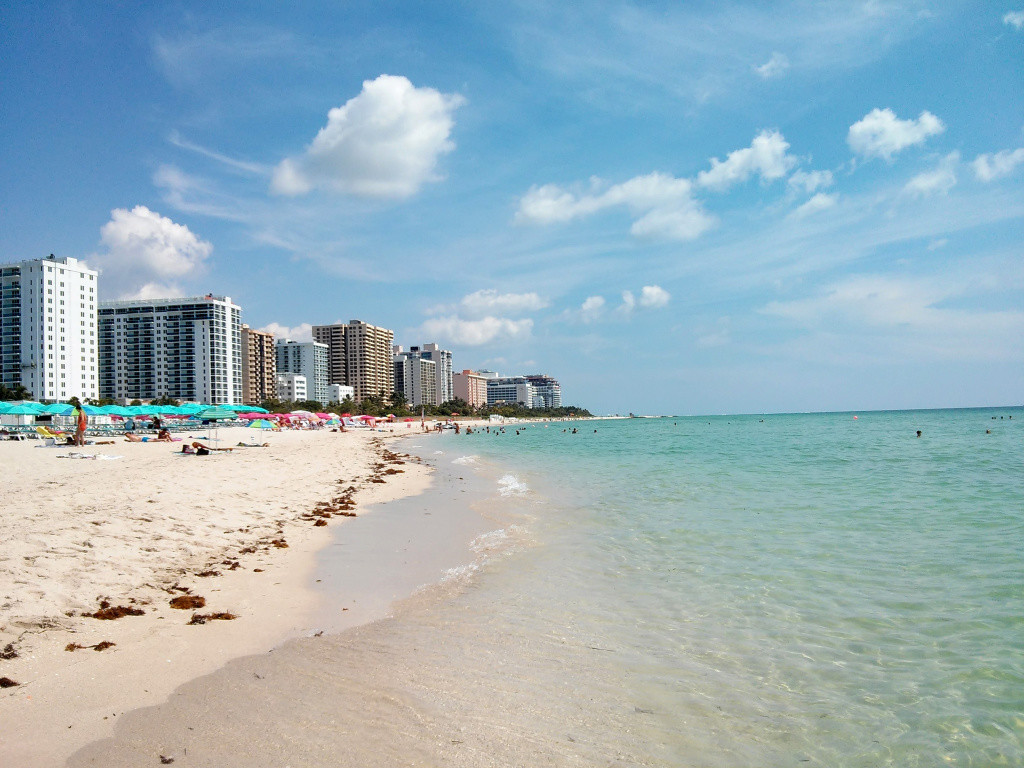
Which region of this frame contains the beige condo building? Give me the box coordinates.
[240,324,277,405]
[312,319,394,403]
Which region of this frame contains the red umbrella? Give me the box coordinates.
[341,412,352,417]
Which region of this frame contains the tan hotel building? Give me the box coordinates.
[453,369,489,408]
[312,319,394,403]
[240,324,277,405]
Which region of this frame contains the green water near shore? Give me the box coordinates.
[414,408,1024,765]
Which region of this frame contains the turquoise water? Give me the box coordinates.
[427,409,1023,765]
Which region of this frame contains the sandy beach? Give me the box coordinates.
[0,425,438,766]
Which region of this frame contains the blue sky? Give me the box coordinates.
[2,1,1022,414]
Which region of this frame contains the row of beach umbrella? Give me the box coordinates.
[0,401,271,418]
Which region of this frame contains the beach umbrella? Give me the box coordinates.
[0,402,44,425]
[315,412,330,419]
[38,403,74,415]
[4,402,44,414]
[195,406,237,420]
[218,403,264,413]
[102,405,135,416]
[247,418,276,442]
[194,406,236,442]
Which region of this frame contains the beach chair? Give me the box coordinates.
[36,425,67,440]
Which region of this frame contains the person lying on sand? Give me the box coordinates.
[123,432,145,442]
[191,441,232,455]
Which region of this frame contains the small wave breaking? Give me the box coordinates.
[497,474,529,497]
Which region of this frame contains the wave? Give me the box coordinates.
[497,473,529,497]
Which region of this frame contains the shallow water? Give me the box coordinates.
[73,408,1024,766]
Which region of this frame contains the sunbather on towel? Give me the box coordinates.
[191,441,232,455]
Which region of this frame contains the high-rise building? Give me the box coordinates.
[486,376,537,407]
[393,346,437,407]
[311,323,347,387]
[275,339,328,404]
[453,369,489,408]
[312,320,394,403]
[98,294,242,404]
[418,343,453,405]
[0,255,98,401]
[526,374,562,408]
[240,324,277,405]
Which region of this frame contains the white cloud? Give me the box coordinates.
[754,52,790,79]
[639,285,671,308]
[790,192,838,218]
[517,172,715,241]
[561,295,607,324]
[271,74,465,198]
[258,322,313,342]
[847,108,945,161]
[972,148,1024,181]
[617,286,670,315]
[1004,11,1024,29]
[697,130,797,191]
[788,169,834,194]
[420,315,533,346]
[580,295,606,322]
[902,152,958,198]
[93,206,212,299]
[460,289,548,318]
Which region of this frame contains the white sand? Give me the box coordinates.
[0,425,433,767]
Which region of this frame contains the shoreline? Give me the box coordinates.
[0,426,439,767]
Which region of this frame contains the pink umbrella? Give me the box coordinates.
[315,412,330,419]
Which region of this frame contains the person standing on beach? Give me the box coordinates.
[71,398,87,446]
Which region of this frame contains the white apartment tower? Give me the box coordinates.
[0,255,98,401]
[98,294,242,404]
[393,347,437,408]
[276,339,329,404]
[419,343,453,405]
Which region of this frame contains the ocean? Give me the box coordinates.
[376,408,1023,766]
[74,408,1024,766]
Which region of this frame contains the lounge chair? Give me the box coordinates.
[36,425,69,441]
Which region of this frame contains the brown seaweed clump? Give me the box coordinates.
[0,677,19,688]
[187,612,237,625]
[0,643,17,659]
[169,595,206,610]
[65,641,116,652]
[86,601,145,620]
